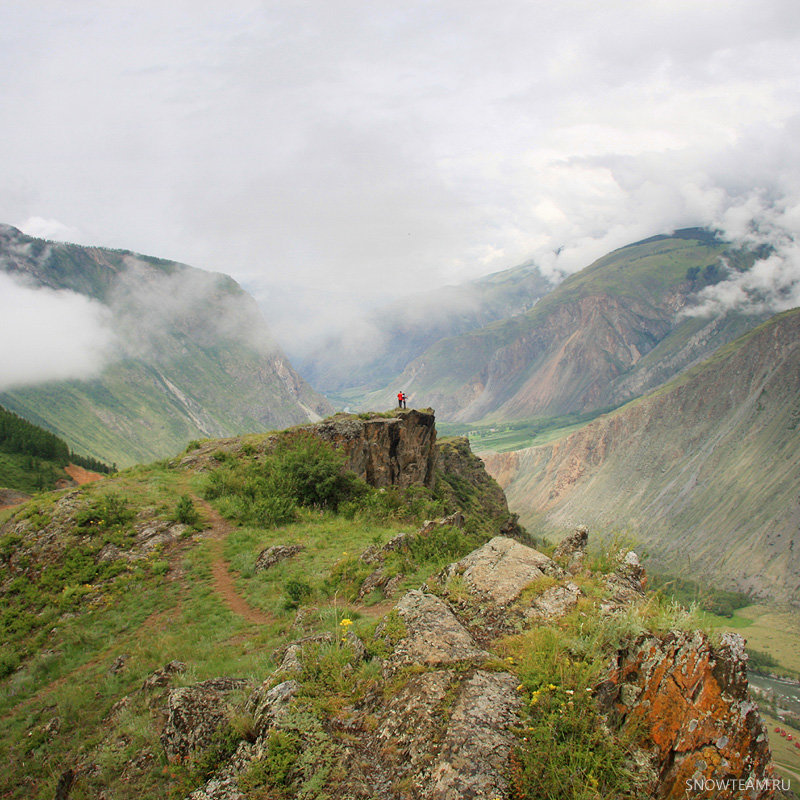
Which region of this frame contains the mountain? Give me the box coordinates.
[0,224,332,466]
[482,308,800,604]
[0,411,786,798]
[377,229,768,422]
[297,261,552,395]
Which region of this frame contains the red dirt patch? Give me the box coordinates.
[64,463,105,485]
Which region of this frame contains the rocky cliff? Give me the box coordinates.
[306,409,438,489]
[482,308,800,603]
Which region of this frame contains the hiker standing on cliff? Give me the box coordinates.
[402,392,407,409]
[397,391,403,408]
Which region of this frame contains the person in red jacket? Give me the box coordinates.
[397,391,403,408]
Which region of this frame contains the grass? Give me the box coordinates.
[439,406,621,453]
[702,605,800,679]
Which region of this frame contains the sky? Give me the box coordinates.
[2,0,800,353]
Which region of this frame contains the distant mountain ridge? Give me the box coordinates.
[297,261,553,395]
[365,229,767,421]
[482,308,800,603]
[0,224,332,466]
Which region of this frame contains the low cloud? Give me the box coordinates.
[109,257,282,361]
[17,216,83,244]
[0,272,117,391]
[685,195,800,316]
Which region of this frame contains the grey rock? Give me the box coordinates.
[446,536,564,606]
[384,590,488,675]
[552,525,589,573]
[141,660,186,692]
[526,581,583,621]
[246,679,298,740]
[427,670,522,800]
[254,544,304,573]
[160,678,250,761]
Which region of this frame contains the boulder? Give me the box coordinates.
[445,536,564,606]
[254,544,304,573]
[160,678,251,761]
[384,590,489,675]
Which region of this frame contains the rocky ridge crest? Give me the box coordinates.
[170,527,779,800]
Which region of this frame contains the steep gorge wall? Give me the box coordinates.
[482,309,800,602]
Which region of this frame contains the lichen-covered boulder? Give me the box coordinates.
[596,630,776,799]
[254,544,304,573]
[444,536,564,606]
[384,590,489,675]
[526,581,583,621]
[426,670,522,799]
[161,678,251,762]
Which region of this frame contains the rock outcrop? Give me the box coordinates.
[161,678,252,762]
[138,532,783,800]
[307,409,437,488]
[597,631,776,799]
[254,544,304,573]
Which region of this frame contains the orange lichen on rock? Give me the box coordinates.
[597,630,777,799]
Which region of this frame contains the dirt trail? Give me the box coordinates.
[196,498,273,626]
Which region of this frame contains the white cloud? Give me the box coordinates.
[0,273,117,390]
[17,217,83,244]
[0,0,798,350]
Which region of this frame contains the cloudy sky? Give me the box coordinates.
[2,0,799,348]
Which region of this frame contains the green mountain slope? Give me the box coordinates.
[379,229,766,422]
[298,261,553,395]
[0,225,332,466]
[482,308,800,603]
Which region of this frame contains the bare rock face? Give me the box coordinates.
[305,409,437,489]
[444,535,564,607]
[253,544,304,573]
[526,581,583,621]
[384,590,489,675]
[426,670,522,799]
[161,678,251,762]
[552,524,588,572]
[597,630,776,799]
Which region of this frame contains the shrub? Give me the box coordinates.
[272,433,360,510]
[173,495,199,526]
[284,578,312,609]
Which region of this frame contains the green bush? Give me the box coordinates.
[203,433,365,528]
[273,433,361,510]
[174,495,199,526]
[284,578,312,609]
